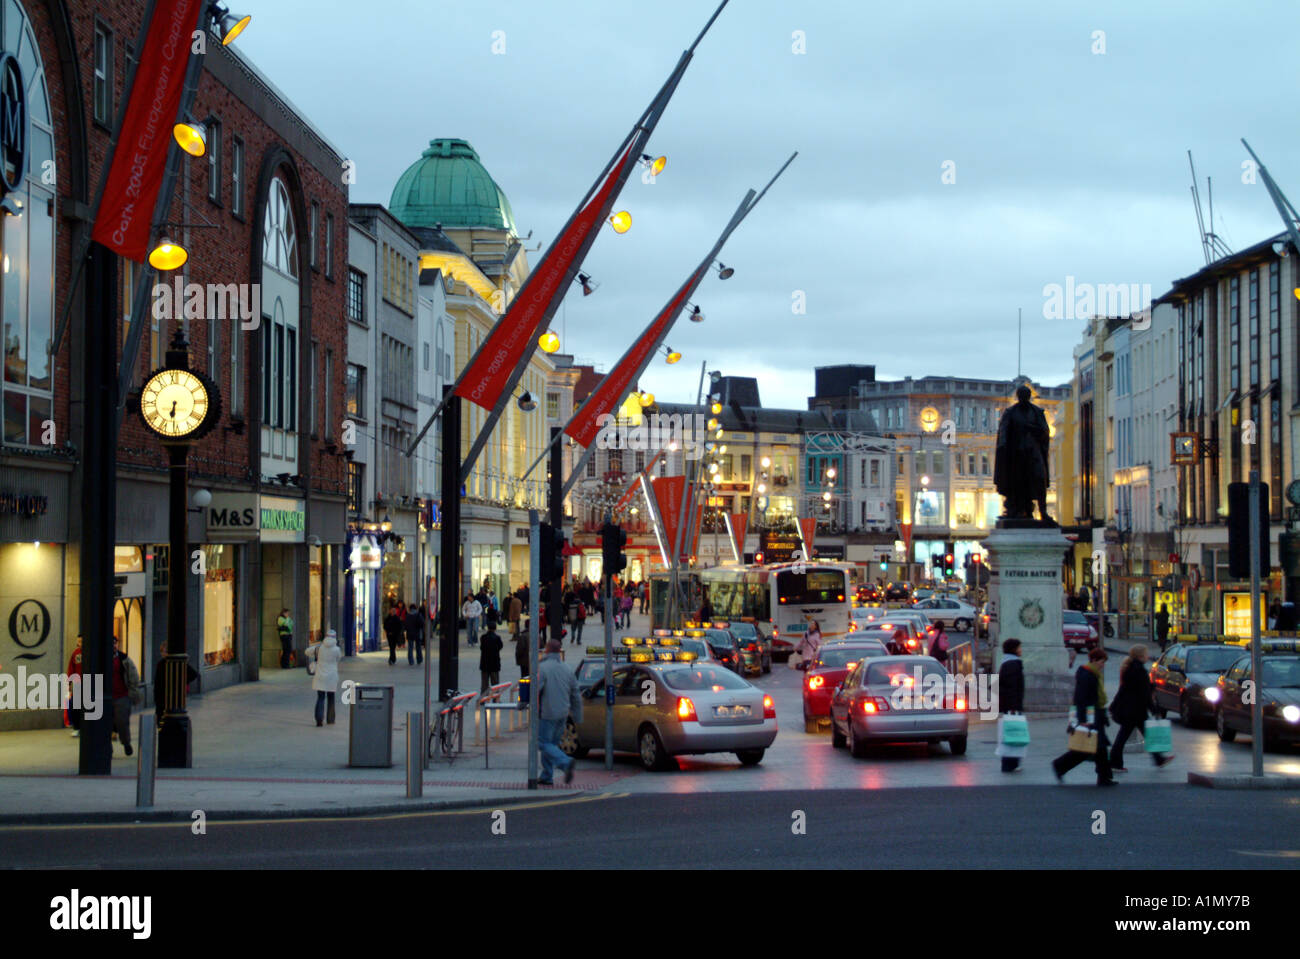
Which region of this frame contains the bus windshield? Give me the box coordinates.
[777,569,846,604]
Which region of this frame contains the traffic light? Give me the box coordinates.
[944,554,954,577]
[1227,482,1270,579]
[601,521,628,579]
[538,522,566,583]
[879,560,888,572]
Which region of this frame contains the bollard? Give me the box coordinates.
[406,711,423,798]
[135,714,155,809]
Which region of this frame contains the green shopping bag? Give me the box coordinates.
[998,715,1030,747]
[1143,719,1173,754]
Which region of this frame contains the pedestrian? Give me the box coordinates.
[405,602,424,665]
[795,619,822,670]
[1268,599,1281,631]
[1154,603,1171,650]
[479,623,504,694]
[928,622,949,664]
[1051,646,1117,786]
[277,607,294,668]
[308,629,342,726]
[571,600,586,645]
[619,590,634,630]
[698,592,715,623]
[66,634,83,737]
[514,625,531,678]
[639,580,649,615]
[383,604,405,665]
[110,635,141,756]
[535,638,582,785]
[1109,644,1174,771]
[889,627,908,656]
[997,638,1026,772]
[507,591,523,637]
[462,593,483,647]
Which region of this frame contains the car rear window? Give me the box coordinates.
[1062,610,1087,625]
[679,638,710,659]
[662,666,750,691]
[865,660,948,686]
[728,623,757,638]
[816,645,885,668]
[1186,647,1244,674]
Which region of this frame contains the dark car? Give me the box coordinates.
[802,639,889,732]
[1150,643,1244,727]
[856,584,882,604]
[720,620,771,674]
[1213,645,1300,749]
[702,628,746,675]
[883,582,912,602]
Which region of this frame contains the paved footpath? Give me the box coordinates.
[0,611,1295,823]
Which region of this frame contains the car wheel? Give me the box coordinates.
[736,748,764,766]
[1149,693,1166,719]
[949,735,967,756]
[560,718,589,759]
[953,618,970,632]
[849,719,869,759]
[762,655,771,674]
[1178,695,1196,728]
[830,716,846,749]
[638,724,676,771]
[1215,709,1236,743]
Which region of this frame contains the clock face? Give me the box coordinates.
[141,368,210,438]
[919,406,940,432]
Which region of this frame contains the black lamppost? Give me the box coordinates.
[137,328,220,767]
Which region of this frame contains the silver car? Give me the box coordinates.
[828,655,969,757]
[561,661,778,770]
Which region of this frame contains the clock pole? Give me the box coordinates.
[157,439,193,767]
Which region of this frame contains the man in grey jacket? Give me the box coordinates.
[535,639,582,785]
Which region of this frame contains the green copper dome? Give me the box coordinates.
[389,138,517,234]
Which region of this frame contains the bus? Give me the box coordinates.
[649,562,853,657]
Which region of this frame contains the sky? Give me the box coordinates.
[238,0,1300,411]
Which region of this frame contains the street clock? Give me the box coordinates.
[139,331,221,442]
[919,406,940,432]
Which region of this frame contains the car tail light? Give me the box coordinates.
[862,700,877,714]
[763,695,776,719]
[954,697,967,711]
[676,697,697,721]
[808,675,825,690]
[907,639,919,650]
[863,697,889,714]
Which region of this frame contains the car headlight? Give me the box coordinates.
[1283,704,1300,723]
[1203,686,1221,703]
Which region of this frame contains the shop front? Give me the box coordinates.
[345,530,382,655]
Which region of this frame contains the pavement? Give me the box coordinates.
[1,609,1297,824]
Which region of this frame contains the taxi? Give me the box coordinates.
[1212,639,1300,749]
[561,639,778,770]
[574,635,693,694]
[1149,641,1244,727]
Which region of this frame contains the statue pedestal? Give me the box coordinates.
[983,523,1073,712]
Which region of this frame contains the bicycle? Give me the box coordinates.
[428,691,465,762]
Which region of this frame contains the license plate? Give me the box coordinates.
[714,705,751,717]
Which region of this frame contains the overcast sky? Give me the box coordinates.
[240,0,1299,410]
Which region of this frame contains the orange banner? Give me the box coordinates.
[729,512,748,560]
[798,517,816,559]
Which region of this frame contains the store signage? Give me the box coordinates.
[113,572,146,599]
[206,493,259,539]
[351,534,382,570]
[0,52,26,198]
[0,492,47,517]
[6,598,50,660]
[261,495,305,543]
[759,532,799,564]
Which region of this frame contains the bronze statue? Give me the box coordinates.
[994,385,1052,522]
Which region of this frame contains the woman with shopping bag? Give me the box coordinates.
[1108,644,1174,771]
[996,638,1028,772]
[1051,646,1117,786]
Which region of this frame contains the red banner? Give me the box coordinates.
[798,517,816,558]
[729,512,748,560]
[900,521,913,556]
[565,267,705,448]
[455,142,636,412]
[649,476,702,563]
[91,0,202,261]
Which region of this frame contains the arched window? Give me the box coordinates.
[1,0,55,447]
[262,176,297,279]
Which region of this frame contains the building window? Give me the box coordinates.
[981,454,989,475]
[423,342,430,371]
[325,214,334,279]
[262,177,298,278]
[93,23,112,126]
[347,269,365,324]
[346,363,365,419]
[309,341,318,435]
[546,392,559,419]
[635,451,645,473]
[323,349,333,440]
[1,8,57,448]
[870,458,880,486]
[1229,275,1240,393]
[206,118,221,202]
[309,202,319,270]
[968,453,976,475]
[1249,269,1260,388]
[202,546,238,667]
[1268,261,1281,384]
[347,462,364,515]
[231,136,244,216]
[586,456,597,478]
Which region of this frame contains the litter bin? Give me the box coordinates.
[348,683,394,767]
[517,676,530,705]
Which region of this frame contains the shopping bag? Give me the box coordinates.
[1067,722,1098,754]
[998,715,1030,747]
[1143,718,1173,754]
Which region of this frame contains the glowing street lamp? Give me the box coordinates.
[148,236,187,270]
[608,210,632,233]
[173,120,207,157]
[538,330,560,353]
